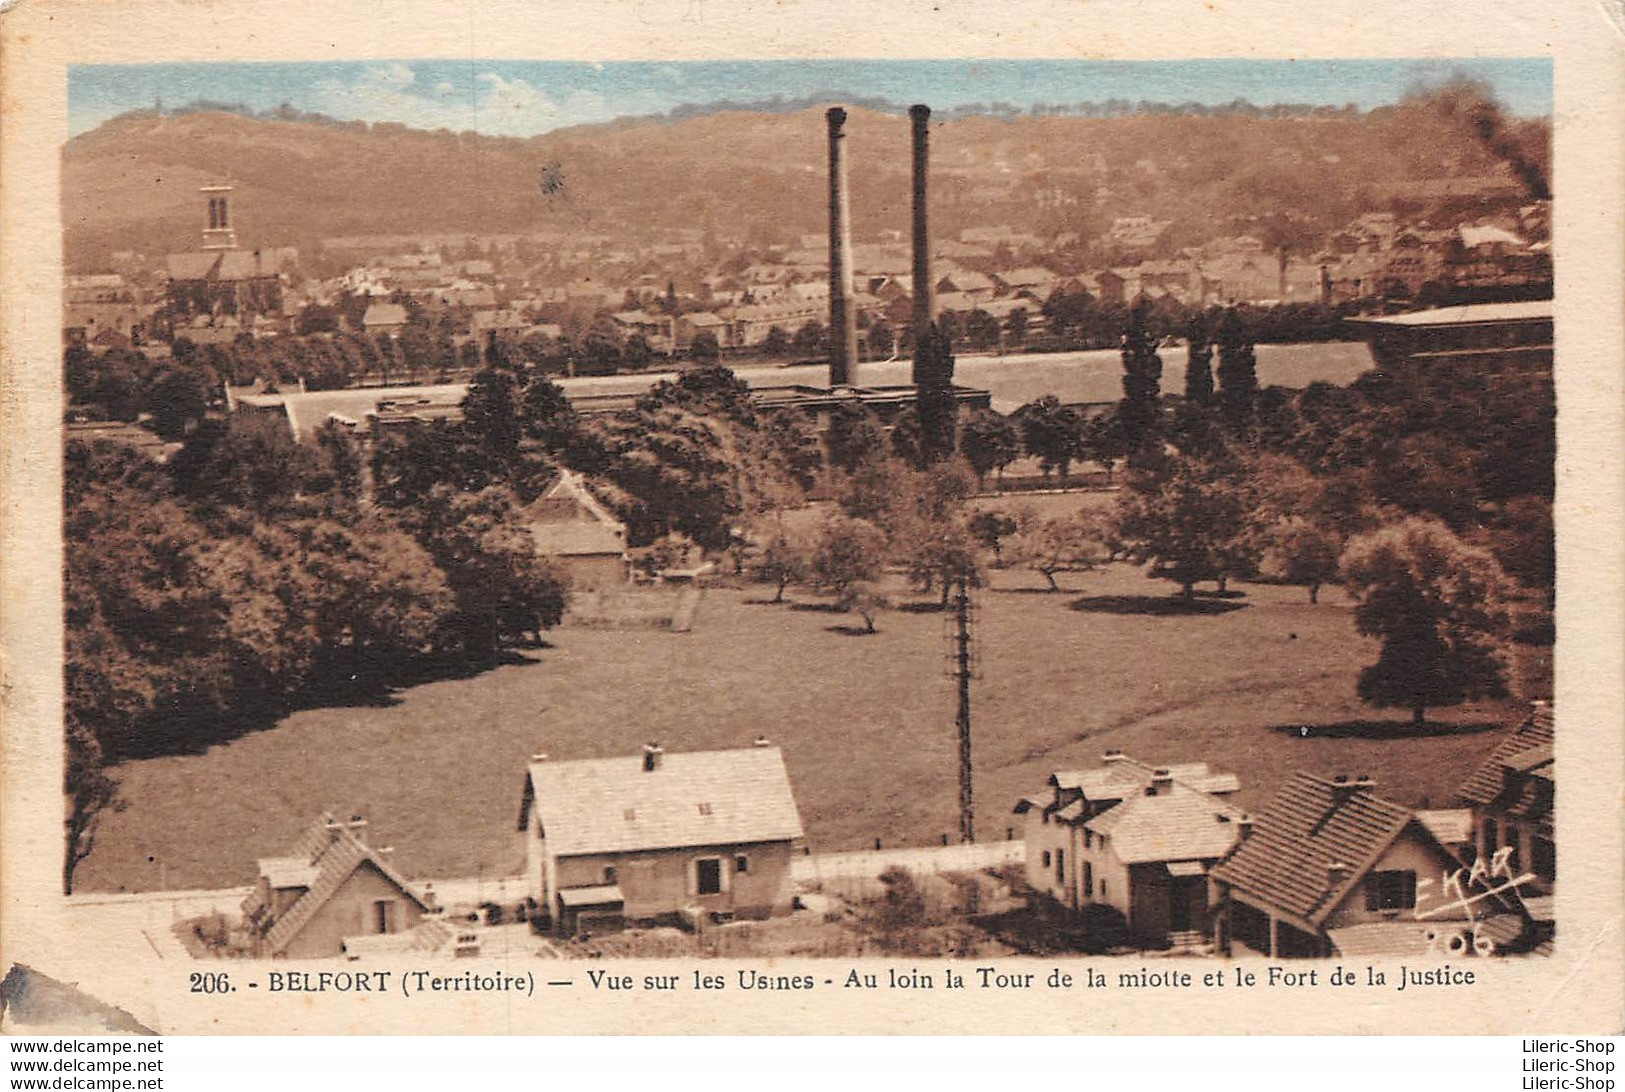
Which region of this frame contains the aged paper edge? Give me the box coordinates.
[1,0,1620,1035]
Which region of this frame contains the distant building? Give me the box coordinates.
[360,301,409,336]
[1014,752,1243,947]
[525,470,631,590]
[241,814,434,959]
[1211,774,1476,958]
[516,742,805,934]
[164,186,285,323]
[1345,299,1553,371]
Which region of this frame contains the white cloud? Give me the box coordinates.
[308,65,615,136]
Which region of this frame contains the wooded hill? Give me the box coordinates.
[62,94,1548,270]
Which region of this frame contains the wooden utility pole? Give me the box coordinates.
[952,574,974,843]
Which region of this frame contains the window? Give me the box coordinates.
[603,866,618,884]
[1041,850,1052,868]
[1083,861,1094,898]
[1100,879,1108,899]
[1055,848,1065,883]
[372,899,397,935]
[1532,837,1556,883]
[696,857,723,896]
[1364,870,1418,911]
[1084,829,1093,849]
[734,855,749,874]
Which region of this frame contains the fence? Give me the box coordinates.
[792,840,1024,885]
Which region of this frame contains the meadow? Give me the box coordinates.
[80,539,1536,894]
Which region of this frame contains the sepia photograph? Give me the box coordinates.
[2,0,1620,1039]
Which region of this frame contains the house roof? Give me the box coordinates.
[1459,703,1555,806]
[165,252,220,280]
[244,814,430,954]
[1051,758,1239,801]
[1209,774,1419,928]
[1085,782,1245,864]
[1326,921,1435,958]
[938,270,994,292]
[518,746,805,857]
[995,267,1058,287]
[1415,808,1474,847]
[217,251,277,281]
[558,884,625,907]
[363,303,409,328]
[532,521,627,558]
[1345,299,1552,329]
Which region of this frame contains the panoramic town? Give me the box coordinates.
[61,62,1555,964]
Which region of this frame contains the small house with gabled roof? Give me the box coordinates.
[1210,774,1473,958]
[517,742,805,934]
[525,470,630,590]
[1014,751,1243,946]
[241,814,433,959]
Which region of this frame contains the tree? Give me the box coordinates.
[1006,509,1113,591]
[689,329,720,363]
[825,402,888,474]
[761,409,823,496]
[520,372,581,454]
[461,366,522,461]
[969,510,1018,564]
[1006,307,1029,345]
[750,524,816,603]
[146,368,210,441]
[1260,516,1344,603]
[64,716,120,894]
[1116,450,1253,598]
[793,321,828,355]
[812,515,889,632]
[1014,395,1083,479]
[1339,517,1512,726]
[963,308,1002,350]
[1216,307,1259,433]
[959,408,1021,488]
[866,319,895,359]
[762,326,790,355]
[1184,314,1214,404]
[623,333,654,369]
[1118,297,1163,456]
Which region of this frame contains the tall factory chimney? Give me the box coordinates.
[826,106,860,387]
[910,104,958,459]
[910,103,935,374]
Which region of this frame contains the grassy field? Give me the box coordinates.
[81,538,1540,894]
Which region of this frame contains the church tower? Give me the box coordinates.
[200,184,237,250]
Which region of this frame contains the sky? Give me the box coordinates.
[68,57,1553,139]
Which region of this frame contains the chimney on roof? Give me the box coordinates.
[826,107,859,388]
[347,815,368,844]
[1326,860,1352,886]
[531,752,550,763]
[642,742,665,772]
[324,817,345,842]
[1147,768,1174,796]
[752,735,771,748]
[1330,774,1375,803]
[1237,815,1255,841]
[1102,749,1126,763]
